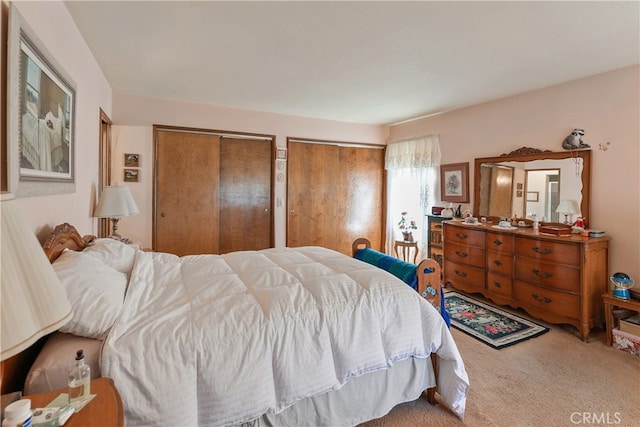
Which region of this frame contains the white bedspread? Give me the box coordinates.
[101,246,468,426]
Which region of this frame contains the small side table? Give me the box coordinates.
[25,377,124,427]
[602,293,640,346]
[394,240,419,264]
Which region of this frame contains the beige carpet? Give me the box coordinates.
[360,299,640,427]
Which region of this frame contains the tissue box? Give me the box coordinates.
[612,328,640,357]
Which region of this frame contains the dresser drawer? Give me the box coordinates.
[514,281,580,319]
[444,259,486,293]
[514,257,580,292]
[486,252,512,275]
[486,232,513,253]
[444,241,485,268]
[444,224,485,248]
[515,237,580,266]
[487,272,512,298]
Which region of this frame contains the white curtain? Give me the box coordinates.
[385,134,441,259]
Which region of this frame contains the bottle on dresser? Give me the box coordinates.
[68,349,91,404]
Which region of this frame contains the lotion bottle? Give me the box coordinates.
[68,349,91,404]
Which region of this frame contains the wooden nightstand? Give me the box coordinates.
[602,293,640,346]
[24,377,123,427]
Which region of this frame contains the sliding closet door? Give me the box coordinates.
[287,140,384,254]
[287,142,341,249]
[218,137,272,253]
[155,130,220,256]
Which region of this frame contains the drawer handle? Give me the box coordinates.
[532,269,553,279]
[493,280,502,288]
[455,232,468,240]
[493,239,503,246]
[532,246,553,255]
[455,269,467,278]
[455,250,468,258]
[493,260,503,266]
[532,293,552,304]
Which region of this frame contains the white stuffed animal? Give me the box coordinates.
[562,129,590,150]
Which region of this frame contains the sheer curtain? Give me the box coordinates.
[385,134,441,259]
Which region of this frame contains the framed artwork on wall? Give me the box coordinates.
[124,153,140,167]
[440,162,469,203]
[7,4,77,197]
[527,191,539,202]
[124,169,139,183]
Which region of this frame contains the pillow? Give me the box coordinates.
[82,238,137,275]
[24,332,102,395]
[53,250,127,339]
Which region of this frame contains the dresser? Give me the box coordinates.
[443,221,610,341]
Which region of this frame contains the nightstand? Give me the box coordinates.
[602,293,640,346]
[24,377,123,426]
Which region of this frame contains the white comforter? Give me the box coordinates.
[101,246,468,426]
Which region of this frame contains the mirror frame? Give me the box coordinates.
[473,147,591,225]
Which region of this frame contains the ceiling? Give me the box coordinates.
[65,1,640,126]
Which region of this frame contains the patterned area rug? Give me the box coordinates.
[444,291,549,349]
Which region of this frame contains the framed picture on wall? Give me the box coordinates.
[526,191,539,202]
[124,169,139,182]
[7,4,77,197]
[124,153,140,167]
[440,162,469,203]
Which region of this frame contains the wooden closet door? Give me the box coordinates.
[287,141,384,254]
[218,137,272,253]
[287,142,340,250]
[155,130,220,256]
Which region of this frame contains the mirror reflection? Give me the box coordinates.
[475,151,588,223]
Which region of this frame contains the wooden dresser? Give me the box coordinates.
[443,221,610,341]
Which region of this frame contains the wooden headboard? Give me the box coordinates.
[42,223,95,262]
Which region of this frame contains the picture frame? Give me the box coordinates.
[517,190,523,198]
[124,153,140,167]
[276,148,287,160]
[440,162,469,203]
[124,169,139,183]
[7,4,77,197]
[526,191,539,202]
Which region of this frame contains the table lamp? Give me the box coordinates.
[1,193,72,362]
[93,183,139,238]
[555,199,580,224]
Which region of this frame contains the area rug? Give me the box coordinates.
[444,291,549,349]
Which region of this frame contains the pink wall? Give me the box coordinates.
[3,0,112,241]
[389,66,640,279]
[111,93,388,247]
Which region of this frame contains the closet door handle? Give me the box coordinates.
[161,212,167,217]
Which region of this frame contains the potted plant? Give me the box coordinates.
[398,212,417,242]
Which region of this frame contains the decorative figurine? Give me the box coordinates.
[562,129,590,150]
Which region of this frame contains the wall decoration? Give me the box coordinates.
[517,190,523,198]
[440,162,469,203]
[276,148,287,160]
[517,183,523,190]
[7,4,77,196]
[526,191,539,202]
[124,153,140,167]
[124,169,139,183]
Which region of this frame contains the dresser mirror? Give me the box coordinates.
[473,148,591,225]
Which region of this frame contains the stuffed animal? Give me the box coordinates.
[562,129,590,150]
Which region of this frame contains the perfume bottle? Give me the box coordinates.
[68,349,90,404]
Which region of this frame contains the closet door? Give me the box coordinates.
[218,137,272,253]
[155,130,220,256]
[287,140,384,254]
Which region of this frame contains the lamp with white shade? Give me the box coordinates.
[555,199,580,225]
[93,183,139,238]
[1,193,72,362]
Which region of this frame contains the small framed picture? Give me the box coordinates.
[517,183,523,190]
[526,191,539,202]
[124,153,140,167]
[124,169,139,182]
[276,148,287,160]
[440,162,469,203]
[517,190,523,197]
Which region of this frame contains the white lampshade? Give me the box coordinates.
[1,193,72,361]
[555,199,580,224]
[93,183,139,219]
[555,199,580,215]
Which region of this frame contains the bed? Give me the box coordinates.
[28,223,469,426]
